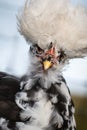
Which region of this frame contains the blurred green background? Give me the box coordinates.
[73,96,87,130]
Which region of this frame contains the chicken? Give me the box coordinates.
[0,0,87,130]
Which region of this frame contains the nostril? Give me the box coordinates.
[42,58,46,61]
[42,56,52,62]
[47,56,51,61]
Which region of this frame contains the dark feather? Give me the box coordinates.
[0,72,21,129]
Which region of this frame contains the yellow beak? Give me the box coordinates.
[43,60,52,70]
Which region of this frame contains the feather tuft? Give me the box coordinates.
[18,0,87,58]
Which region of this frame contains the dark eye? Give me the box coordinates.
[58,49,66,62]
[30,44,44,55]
[36,46,44,54]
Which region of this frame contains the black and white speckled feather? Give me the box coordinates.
[0,60,76,130]
[15,70,76,130]
[1,0,87,129]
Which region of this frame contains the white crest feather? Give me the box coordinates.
[18,0,87,58]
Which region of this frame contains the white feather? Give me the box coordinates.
[19,90,53,128]
[18,0,87,58]
[0,118,10,130]
[16,122,42,130]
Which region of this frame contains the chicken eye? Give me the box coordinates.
[58,49,66,62]
[30,44,44,55]
[37,45,44,54]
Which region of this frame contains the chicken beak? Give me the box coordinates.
[43,60,52,70]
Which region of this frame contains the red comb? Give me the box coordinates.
[46,47,55,55]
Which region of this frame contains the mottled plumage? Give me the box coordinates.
[0,0,87,130]
[15,74,76,130]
